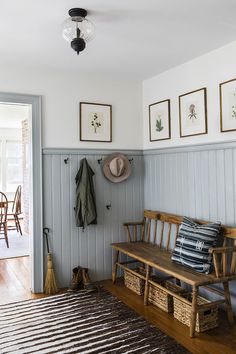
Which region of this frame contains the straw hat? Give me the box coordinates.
[103,153,131,183]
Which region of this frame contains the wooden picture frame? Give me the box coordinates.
[80,102,112,142]
[179,88,207,138]
[149,99,171,142]
[220,78,236,133]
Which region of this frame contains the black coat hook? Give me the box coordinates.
[97,158,103,164]
[64,157,69,164]
[129,158,133,164]
[106,204,111,210]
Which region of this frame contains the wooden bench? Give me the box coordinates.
[111,210,236,337]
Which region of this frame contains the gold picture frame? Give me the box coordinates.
[220,78,236,133]
[149,99,171,142]
[179,88,208,138]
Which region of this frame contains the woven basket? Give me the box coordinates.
[124,268,145,295]
[148,281,184,313]
[173,295,218,332]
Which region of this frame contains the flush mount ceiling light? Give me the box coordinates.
[62,8,94,55]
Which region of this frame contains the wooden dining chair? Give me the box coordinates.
[0,192,9,248]
[7,185,23,235]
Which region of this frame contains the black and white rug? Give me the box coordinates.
[0,289,190,354]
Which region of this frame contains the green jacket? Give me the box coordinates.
[75,158,97,228]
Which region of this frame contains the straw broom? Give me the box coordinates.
[44,228,58,295]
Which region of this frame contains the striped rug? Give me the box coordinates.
[0,289,189,354]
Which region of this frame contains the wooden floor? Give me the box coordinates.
[0,257,236,354]
[101,279,236,354]
[0,256,45,304]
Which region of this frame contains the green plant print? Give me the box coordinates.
[156,118,164,132]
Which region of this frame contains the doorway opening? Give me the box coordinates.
[0,103,32,295]
[0,93,42,301]
[0,103,31,257]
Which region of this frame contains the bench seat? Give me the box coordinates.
[112,241,236,286]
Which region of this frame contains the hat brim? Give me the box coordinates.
[103,153,131,183]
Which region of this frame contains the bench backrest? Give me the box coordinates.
[124,210,236,277]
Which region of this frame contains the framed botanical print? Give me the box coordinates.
[179,88,207,138]
[80,102,112,142]
[149,99,171,141]
[220,78,236,132]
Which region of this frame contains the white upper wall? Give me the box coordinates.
[143,40,236,150]
[0,66,142,149]
[2,39,236,152]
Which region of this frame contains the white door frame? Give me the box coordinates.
[0,92,43,293]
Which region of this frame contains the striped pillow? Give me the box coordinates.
[171,217,221,274]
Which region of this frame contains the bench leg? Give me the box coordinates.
[144,265,151,306]
[223,281,234,325]
[112,250,119,284]
[190,286,198,338]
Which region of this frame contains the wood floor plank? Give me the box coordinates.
[0,257,31,302]
[100,279,236,354]
[0,257,65,305]
[7,256,30,289]
[0,264,17,291]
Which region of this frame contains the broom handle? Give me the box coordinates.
[43,227,50,254]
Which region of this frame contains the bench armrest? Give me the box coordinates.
[209,246,236,254]
[123,221,144,242]
[209,246,236,277]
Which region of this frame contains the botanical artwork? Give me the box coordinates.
[185,101,201,128]
[188,103,197,122]
[179,88,207,137]
[155,111,164,132]
[80,102,112,142]
[149,99,171,141]
[220,79,236,132]
[89,112,104,134]
[229,91,236,119]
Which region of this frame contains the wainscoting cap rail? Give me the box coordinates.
[43,148,143,156]
[143,139,236,155]
[43,141,236,156]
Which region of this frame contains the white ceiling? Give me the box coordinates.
[1,0,236,80]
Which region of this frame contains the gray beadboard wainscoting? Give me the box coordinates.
[42,142,236,314]
[43,149,144,288]
[143,140,236,314]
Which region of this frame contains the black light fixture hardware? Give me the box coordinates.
[69,8,87,18]
[62,8,94,55]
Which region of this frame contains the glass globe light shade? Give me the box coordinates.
[62,16,95,43]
